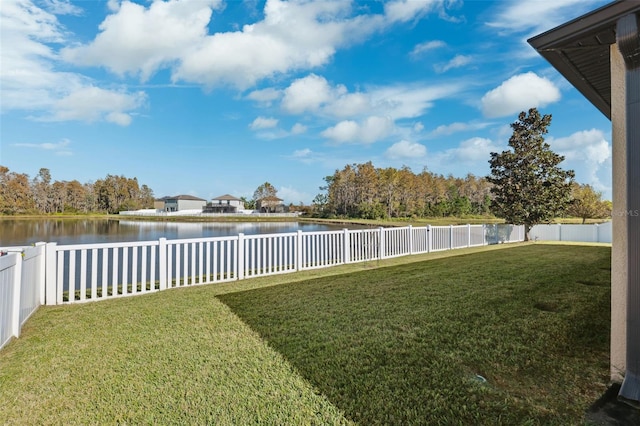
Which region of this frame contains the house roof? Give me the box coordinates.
[527,0,640,120]
[212,194,241,201]
[165,195,206,201]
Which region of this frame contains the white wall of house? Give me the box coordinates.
[165,199,206,212]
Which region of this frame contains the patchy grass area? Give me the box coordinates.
[219,244,611,425]
[0,291,350,424]
[0,244,610,424]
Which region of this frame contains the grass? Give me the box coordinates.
[0,243,610,424]
[219,244,611,425]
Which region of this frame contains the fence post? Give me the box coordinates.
[427,225,432,253]
[12,252,23,338]
[449,225,454,250]
[594,223,600,243]
[34,242,46,305]
[296,230,303,271]
[237,233,245,280]
[343,229,350,264]
[557,223,562,242]
[482,224,487,246]
[467,224,471,247]
[408,225,414,255]
[158,238,167,291]
[379,227,385,260]
[44,243,57,305]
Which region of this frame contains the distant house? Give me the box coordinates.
[154,196,170,211]
[203,194,245,214]
[256,196,285,213]
[163,195,207,212]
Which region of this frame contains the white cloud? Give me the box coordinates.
[369,83,462,119]
[277,185,310,205]
[413,122,424,132]
[432,122,469,135]
[487,0,604,35]
[548,129,611,190]
[249,116,279,130]
[321,120,359,143]
[107,0,121,13]
[322,116,394,144]
[42,0,82,15]
[106,111,133,126]
[0,0,147,125]
[43,86,146,125]
[291,123,307,134]
[410,40,446,57]
[280,74,460,121]
[434,54,472,73]
[292,148,312,158]
[440,137,502,163]
[61,0,451,90]
[63,0,222,81]
[247,87,281,104]
[430,120,492,136]
[384,0,439,23]
[328,92,370,118]
[1,0,75,111]
[281,74,334,114]
[480,72,560,118]
[13,138,72,156]
[426,137,503,177]
[164,0,369,88]
[385,140,427,160]
[289,148,322,164]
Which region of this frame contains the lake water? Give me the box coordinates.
[0,218,363,247]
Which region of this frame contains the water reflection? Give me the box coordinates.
[0,219,360,247]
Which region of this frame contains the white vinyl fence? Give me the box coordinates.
[530,222,612,243]
[0,224,523,349]
[0,244,46,350]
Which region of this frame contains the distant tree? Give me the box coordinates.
[487,108,575,240]
[240,197,255,210]
[253,182,277,201]
[32,168,53,213]
[139,184,155,209]
[312,192,329,217]
[65,180,86,213]
[0,166,35,214]
[379,167,399,218]
[566,183,610,223]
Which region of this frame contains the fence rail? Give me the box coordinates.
[1,224,525,349]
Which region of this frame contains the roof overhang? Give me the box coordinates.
[528,0,640,120]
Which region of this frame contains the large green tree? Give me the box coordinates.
[487,108,575,240]
[566,183,610,223]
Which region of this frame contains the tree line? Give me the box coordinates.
[313,163,493,219]
[0,166,154,215]
[313,109,610,225]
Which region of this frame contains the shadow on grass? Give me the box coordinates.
[218,244,611,425]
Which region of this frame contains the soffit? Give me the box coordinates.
[528,0,640,120]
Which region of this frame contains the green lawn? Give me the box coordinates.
[0,244,610,424]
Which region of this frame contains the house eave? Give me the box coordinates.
[528,0,640,120]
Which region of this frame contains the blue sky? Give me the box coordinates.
[1,0,614,204]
